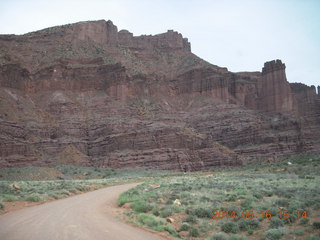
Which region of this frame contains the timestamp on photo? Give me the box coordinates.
[212,210,309,220]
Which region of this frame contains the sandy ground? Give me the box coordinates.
[0,183,167,240]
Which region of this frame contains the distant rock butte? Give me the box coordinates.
[0,20,319,170]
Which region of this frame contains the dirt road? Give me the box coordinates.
[0,183,165,240]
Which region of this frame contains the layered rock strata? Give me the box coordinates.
[0,20,319,170]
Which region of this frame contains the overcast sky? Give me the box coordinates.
[0,0,319,88]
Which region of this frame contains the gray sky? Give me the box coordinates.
[0,0,319,87]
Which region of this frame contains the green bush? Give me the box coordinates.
[240,199,252,209]
[131,201,152,213]
[3,194,18,202]
[75,185,90,191]
[189,226,200,237]
[152,208,159,216]
[210,232,229,240]
[282,211,298,224]
[253,191,263,199]
[270,217,284,228]
[229,235,249,240]
[290,228,304,236]
[264,228,283,240]
[26,194,42,202]
[179,223,190,231]
[306,237,320,240]
[299,218,309,225]
[226,194,238,201]
[221,222,240,233]
[0,202,4,209]
[137,213,165,229]
[118,192,138,206]
[137,213,180,238]
[159,208,173,218]
[0,184,15,194]
[221,206,241,217]
[238,218,259,231]
[163,226,180,238]
[187,207,211,218]
[184,215,198,223]
[275,199,289,207]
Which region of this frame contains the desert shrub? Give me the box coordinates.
[306,237,320,240]
[282,211,298,224]
[240,199,253,209]
[68,188,77,193]
[118,192,139,206]
[226,194,238,201]
[210,232,229,240]
[184,215,198,224]
[238,218,259,231]
[0,183,15,194]
[290,229,304,236]
[26,194,42,202]
[263,190,274,197]
[264,228,283,240]
[313,221,320,229]
[305,199,319,207]
[187,207,211,218]
[179,223,190,231]
[221,222,240,233]
[171,205,182,213]
[200,196,211,202]
[235,188,247,196]
[0,202,4,209]
[229,235,249,240]
[137,213,180,237]
[247,229,254,235]
[75,185,90,191]
[137,213,165,229]
[143,191,159,199]
[269,207,279,216]
[159,208,173,218]
[152,208,159,216]
[299,218,309,225]
[270,217,284,228]
[275,199,289,207]
[189,226,200,237]
[57,189,70,196]
[163,226,180,238]
[253,191,263,199]
[3,194,18,202]
[221,206,241,217]
[131,201,152,213]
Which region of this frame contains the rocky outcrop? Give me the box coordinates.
[24,20,191,53]
[258,60,295,113]
[119,29,191,52]
[0,20,319,170]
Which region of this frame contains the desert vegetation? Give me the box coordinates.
[1,155,319,239]
[118,154,320,239]
[0,165,177,211]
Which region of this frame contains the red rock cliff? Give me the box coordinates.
[258,60,295,113]
[0,20,319,169]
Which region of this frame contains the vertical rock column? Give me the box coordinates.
[258,60,295,113]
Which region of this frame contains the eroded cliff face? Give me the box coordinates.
[0,20,319,169]
[258,60,295,113]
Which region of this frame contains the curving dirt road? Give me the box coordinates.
[0,183,165,240]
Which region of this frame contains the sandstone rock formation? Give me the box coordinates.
[0,20,319,170]
[258,60,294,113]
